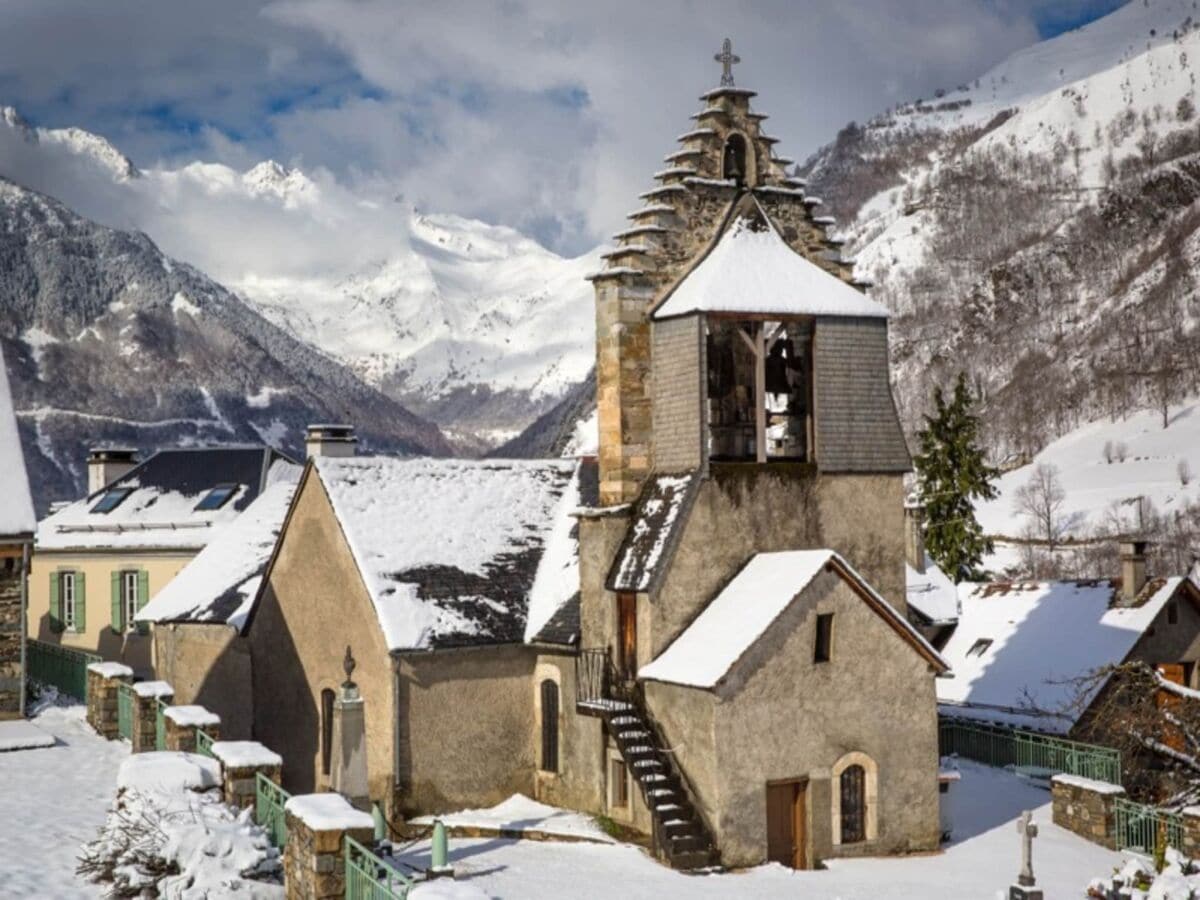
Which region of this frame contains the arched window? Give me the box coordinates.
[321,688,335,776]
[839,765,866,843]
[540,680,559,772]
[723,134,748,185]
[831,751,878,845]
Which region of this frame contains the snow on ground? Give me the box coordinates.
[0,718,56,751]
[396,762,1122,899]
[0,700,128,897]
[411,794,615,844]
[977,396,1200,568]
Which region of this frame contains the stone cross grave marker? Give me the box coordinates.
[1009,810,1043,900]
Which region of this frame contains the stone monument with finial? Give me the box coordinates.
[1009,810,1043,900]
[331,644,370,811]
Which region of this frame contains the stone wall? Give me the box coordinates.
[650,315,705,473]
[86,663,132,739]
[283,796,374,900]
[1050,774,1124,849]
[0,553,25,717]
[163,707,221,752]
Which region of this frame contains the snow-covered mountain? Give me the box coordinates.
[803,0,1200,459]
[0,109,600,450]
[0,174,451,511]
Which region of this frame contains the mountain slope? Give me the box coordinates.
[0,176,450,511]
[0,110,600,449]
[802,0,1200,459]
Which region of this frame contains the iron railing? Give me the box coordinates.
[25,639,100,701]
[255,772,291,849]
[939,717,1121,784]
[576,647,610,708]
[196,728,215,758]
[155,699,168,751]
[344,835,413,900]
[1113,797,1184,853]
[116,682,135,741]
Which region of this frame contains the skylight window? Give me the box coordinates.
[91,487,132,514]
[966,638,993,659]
[195,484,238,512]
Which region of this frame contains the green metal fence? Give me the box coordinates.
[344,835,413,900]
[939,717,1121,784]
[196,728,215,758]
[116,682,135,741]
[1113,797,1184,853]
[25,639,100,701]
[155,699,167,751]
[255,772,291,849]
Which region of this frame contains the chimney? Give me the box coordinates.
[1119,537,1150,604]
[305,424,357,460]
[904,501,926,574]
[87,447,138,495]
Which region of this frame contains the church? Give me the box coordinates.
[140,44,947,872]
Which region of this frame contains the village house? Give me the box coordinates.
[214,46,951,873]
[0,346,36,719]
[28,443,295,675]
[937,539,1200,735]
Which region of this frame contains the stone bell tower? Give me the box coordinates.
[590,39,865,506]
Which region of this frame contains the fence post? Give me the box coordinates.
[211,741,283,811]
[283,794,374,900]
[85,662,133,738]
[162,705,221,752]
[129,681,173,753]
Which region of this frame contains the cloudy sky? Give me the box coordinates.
[0,0,1125,255]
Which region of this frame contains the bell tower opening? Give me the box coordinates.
[722,134,748,186]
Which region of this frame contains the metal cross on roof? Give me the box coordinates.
[714,37,740,87]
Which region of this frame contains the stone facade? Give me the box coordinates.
[0,552,26,717]
[211,741,283,811]
[86,664,132,739]
[131,683,173,753]
[153,621,254,739]
[650,315,706,473]
[163,707,221,752]
[1050,775,1124,849]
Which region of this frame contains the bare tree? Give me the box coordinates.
[1181,459,1193,487]
[1104,440,1115,464]
[1014,463,1068,551]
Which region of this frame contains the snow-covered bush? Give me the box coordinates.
[79,752,282,898]
[1088,849,1199,899]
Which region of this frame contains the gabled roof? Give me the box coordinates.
[651,201,889,321]
[639,549,948,690]
[607,472,699,594]
[906,555,959,626]
[312,456,581,652]
[0,344,35,539]
[135,462,301,632]
[937,577,1197,733]
[37,445,294,552]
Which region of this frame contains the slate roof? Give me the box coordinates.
[37,445,295,552]
[0,344,35,539]
[530,592,581,646]
[607,472,699,593]
[135,465,301,632]
[313,456,582,652]
[906,555,959,626]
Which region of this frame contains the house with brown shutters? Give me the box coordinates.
[220,46,949,875]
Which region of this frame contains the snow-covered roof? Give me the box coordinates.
[639,549,947,690]
[607,473,698,594]
[651,204,889,321]
[136,466,301,632]
[36,446,294,552]
[314,456,581,652]
[0,343,35,539]
[906,555,959,626]
[937,577,1188,733]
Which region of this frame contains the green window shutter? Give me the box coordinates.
[49,572,63,633]
[136,570,150,634]
[76,571,87,633]
[111,570,122,634]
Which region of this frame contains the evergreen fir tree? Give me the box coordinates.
[914,372,999,582]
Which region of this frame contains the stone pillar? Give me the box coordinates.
[163,704,221,752]
[211,740,283,810]
[1182,806,1200,858]
[130,681,173,753]
[0,548,27,718]
[283,793,374,900]
[331,650,369,810]
[85,662,133,738]
[1050,774,1125,849]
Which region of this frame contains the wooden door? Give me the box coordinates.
[766,780,807,869]
[617,593,637,679]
